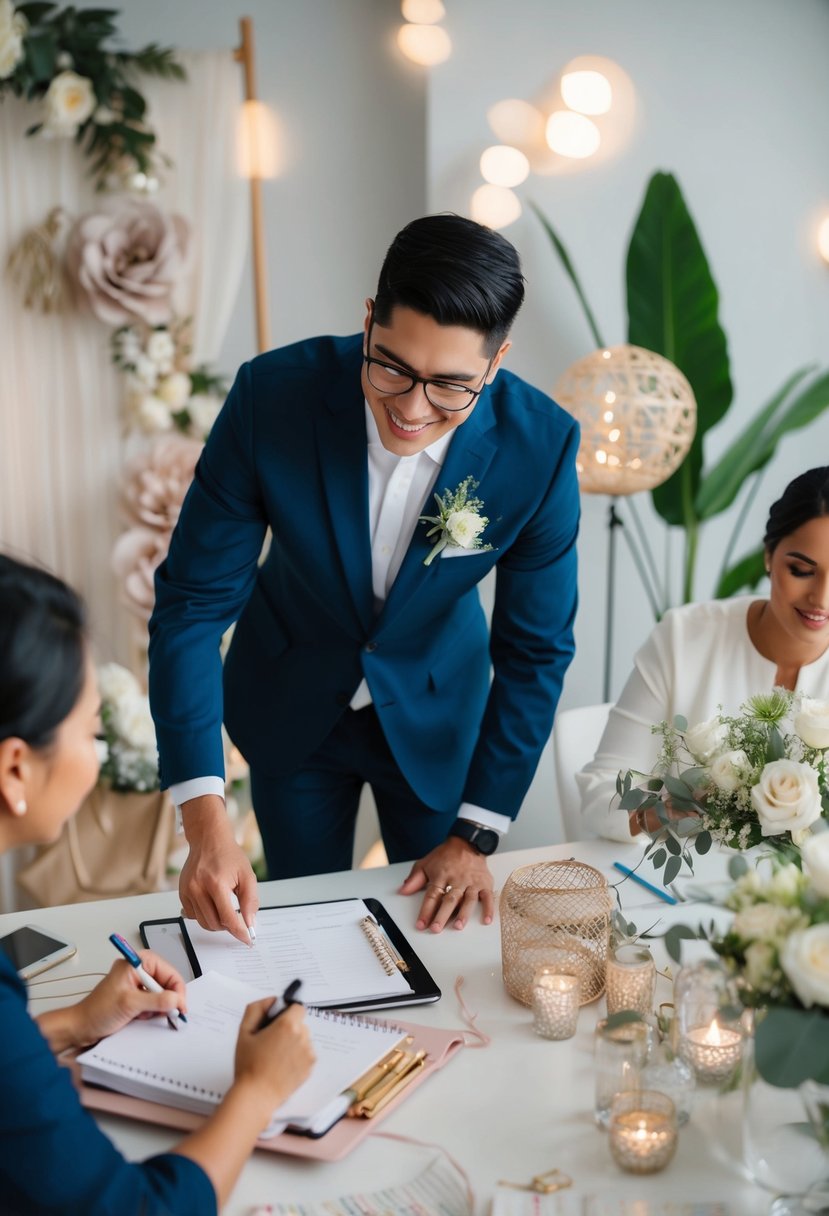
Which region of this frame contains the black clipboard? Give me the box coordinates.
[140,897,440,1012]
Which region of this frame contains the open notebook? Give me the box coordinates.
[169,897,440,1011]
[77,972,410,1138]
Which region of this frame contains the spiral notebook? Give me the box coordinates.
[149,897,440,1012]
[77,971,411,1138]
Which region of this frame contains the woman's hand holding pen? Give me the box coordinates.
[38,951,188,1053]
[232,1000,315,1131]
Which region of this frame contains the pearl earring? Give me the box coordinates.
[15,799,27,815]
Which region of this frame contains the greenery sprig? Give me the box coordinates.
[1,4,185,189]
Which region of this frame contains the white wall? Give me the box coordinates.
[426,0,829,710]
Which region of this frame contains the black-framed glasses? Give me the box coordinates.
[363,317,493,413]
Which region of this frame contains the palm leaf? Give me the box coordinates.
[626,172,733,527]
[715,547,766,598]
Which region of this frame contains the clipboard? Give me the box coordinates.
[140,897,441,1011]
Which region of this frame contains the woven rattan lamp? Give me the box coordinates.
[555,344,697,696]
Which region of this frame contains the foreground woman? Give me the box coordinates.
[0,555,314,1215]
[578,466,829,841]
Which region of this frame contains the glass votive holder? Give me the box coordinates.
[594,1015,652,1128]
[641,1040,695,1127]
[531,968,580,1040]
[606,944,656,1017]
[674,960,744,1085]
[609,1089,678,1174]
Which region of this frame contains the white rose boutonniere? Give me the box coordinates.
[751,758,823,837]
[419,476,494,566]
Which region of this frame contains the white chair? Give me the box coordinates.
[551,702,612,841]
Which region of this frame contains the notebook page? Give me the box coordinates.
[184,899,410,1005]
[78,972,409,1135]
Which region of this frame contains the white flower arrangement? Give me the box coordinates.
[97,662,159,793]
[111,320,226,440]
[418,475,494,566]
[618,690,829,885]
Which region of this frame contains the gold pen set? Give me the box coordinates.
[344,1036,426,1118]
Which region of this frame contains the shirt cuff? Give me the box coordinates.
[457,803,511,834]
[169,776,226,813]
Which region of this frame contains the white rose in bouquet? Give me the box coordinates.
[156,371,191,410]
[733,901,804,944]
[794,698,829,750]
[751,759,822,836]
[136,395,174,434]
[145,328,176,371]
[112,695,157,755]
[0,0,27,79]
[42,70,96,137]
[445,509,487,548]
[744,940,778,993]
[781,923,829,1008]
[685,716,729,764]
[709,748,751,793]
[97,662,140,705]
[802,833,829,899]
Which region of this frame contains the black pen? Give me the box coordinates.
[261,978,303,1029]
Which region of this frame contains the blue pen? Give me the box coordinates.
[109,933,187,1029]
[613,862,678,906]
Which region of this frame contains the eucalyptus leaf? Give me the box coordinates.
[664,833,682,857]
[664,923,698,964]
[650,848,667,869]
[663,855,683,886]
[619,787,650,811]
[604,1010,645,1030]
[755,1007,829,1087]
[728,855,749,879]
[695,831,713,855]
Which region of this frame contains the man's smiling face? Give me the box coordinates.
[361,301,509,457]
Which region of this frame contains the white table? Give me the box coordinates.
[3,840,765,1215]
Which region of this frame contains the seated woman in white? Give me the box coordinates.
[577,466,829,842]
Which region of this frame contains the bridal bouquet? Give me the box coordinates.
[618,690,829,885]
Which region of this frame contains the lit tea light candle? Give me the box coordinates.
[605,944,656,1016]
[609,1090,678,1174]
[681,1017,742,1083]
[531,970,580,1040]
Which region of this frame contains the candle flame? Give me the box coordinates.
[704,1017,723,1045]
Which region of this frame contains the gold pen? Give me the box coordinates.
[345,1037,413,1104]
[350,1049,426,1117]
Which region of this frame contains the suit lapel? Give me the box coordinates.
[379,393,498,626]
[315,357,374,632]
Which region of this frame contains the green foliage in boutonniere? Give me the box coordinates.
[419,475,493,566]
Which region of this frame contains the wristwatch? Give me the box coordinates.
[448,819,500,856]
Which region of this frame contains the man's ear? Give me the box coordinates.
[487,339,512,382]
[362,298,375,352]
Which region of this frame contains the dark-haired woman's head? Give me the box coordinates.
[0,556,100,845]
[762,468,829,653]
[373,214,525,356]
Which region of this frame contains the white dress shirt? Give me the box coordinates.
[169,403,509,836]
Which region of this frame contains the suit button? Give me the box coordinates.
[335,692,349,706]
[364,641,378,652]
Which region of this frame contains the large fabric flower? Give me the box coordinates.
[111,527,171,620]
[66,201,190,325]
[121,435,202,531]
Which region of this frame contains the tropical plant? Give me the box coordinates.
[532,172,829,608]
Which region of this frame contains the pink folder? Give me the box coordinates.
[71,1019,466,1162]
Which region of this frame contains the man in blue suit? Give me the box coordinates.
[148,215,580,940]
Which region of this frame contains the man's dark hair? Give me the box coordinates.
[374,214,525,356]
[0,554,87,752]
[764,466,829,553]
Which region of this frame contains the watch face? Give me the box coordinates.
[473,827,499,855]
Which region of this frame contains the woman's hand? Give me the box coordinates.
[232,1000,315,1127]
[629,799,701,837]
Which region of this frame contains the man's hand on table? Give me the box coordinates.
[179,795,260,945]
[399,837,495,932]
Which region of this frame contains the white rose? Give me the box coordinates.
[794,698,829,750]
[156,372,191,410]
[187,393,221,438]
[769,863,808,904]
[744,940,777,993]
[136,395,174,433]
[802,833,829,898]
[0,0,26,79]
[709,748,751,793]
[685,716,729,764]
[97,662,140,704]
[42,71,96,137]
[751,759,823,836]
[112,695,157,753]
[445,509,486,548]
[732,902,799,944]
[146,329,176,369]
[781,924,829,1008]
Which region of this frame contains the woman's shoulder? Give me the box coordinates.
[656,596,755,635]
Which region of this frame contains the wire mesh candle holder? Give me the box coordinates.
[500,861,613,1007]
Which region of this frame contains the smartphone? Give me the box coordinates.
[0,924,77,979]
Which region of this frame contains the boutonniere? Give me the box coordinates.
[419,476,494,566]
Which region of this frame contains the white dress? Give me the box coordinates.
[577,597,829,842]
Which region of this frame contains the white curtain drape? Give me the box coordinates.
[0,49,248,660]
[0,49,249,912]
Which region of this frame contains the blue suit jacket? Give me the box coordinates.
[149,334,580,819]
